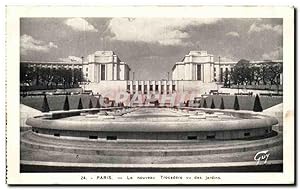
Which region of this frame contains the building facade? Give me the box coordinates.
[21,50,283,102]
[86,51,130,82]
[172,50,283,83]
[172,51,215,82]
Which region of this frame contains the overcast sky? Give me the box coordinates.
[20,18,282,80]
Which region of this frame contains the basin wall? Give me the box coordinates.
[32,126,272,141]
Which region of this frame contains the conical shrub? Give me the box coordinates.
[253,94,263,112]
[63,95,69,111]
[233,95,240,110]
[89,99,93,108]
[41,95,50,112]
[186,100,189,107]
[77,97,83,109]
[210,98,215,109]
[220,97,225,109]
[203,99,207,108]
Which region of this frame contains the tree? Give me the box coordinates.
[253,94,263,112]
[63,95,70,110]
[268,63,283,93]
[252,67,263,85]
[233,96,240,110]
[52,68,60,88]
[34,67,41,86]
[40,68,52,89]
[65,69,73,88]
[261,63,282,89]
[20,64,85,90]
[77,97,83,109]
[41,95,50,112]
[210,98,215,109]
[20,64,34,86]
[203,99,207,108]
[73,68,83,85]
[230,59,252,92]
[223,69,230,87]
[220,97,225,109]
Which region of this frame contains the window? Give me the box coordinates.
[206,135,215,139]
[197,65,201,80]
[89,135,98,139]
[86,68,88,72]
[155,85,158,91]
[138,85,142,91]
[187,136,197,140]
[127,85,130,91]
[86,73,88,77]
[244,132,250,137]
[172,85,176,91]
[54,133,60,137]
[101,65,105,80]
[161,85,164,94]
[106,136,117,140]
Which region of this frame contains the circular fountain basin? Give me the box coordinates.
[26,108,278,141]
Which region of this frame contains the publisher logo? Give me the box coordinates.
[254,150,270,165]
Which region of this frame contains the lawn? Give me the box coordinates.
[21,94,283,112]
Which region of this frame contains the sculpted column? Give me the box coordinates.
[141,81,144,94]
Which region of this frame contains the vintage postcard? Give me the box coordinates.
[6,6,295,185]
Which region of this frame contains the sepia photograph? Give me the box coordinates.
[6,6,295,185]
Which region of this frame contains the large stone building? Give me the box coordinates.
[172,50,283,83]
[86,51,130,82]
[21,50,283,103]
[172,51,215,82]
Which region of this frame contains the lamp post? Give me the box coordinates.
[217,56,221,92]
[218,56,221,82]
[71,63,74,87]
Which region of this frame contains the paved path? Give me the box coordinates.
[263,103,283,131]
[20,104,41,129]
[21,143,282,165]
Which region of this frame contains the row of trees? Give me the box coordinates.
[20,64,84,89]
[222,59,283,89]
